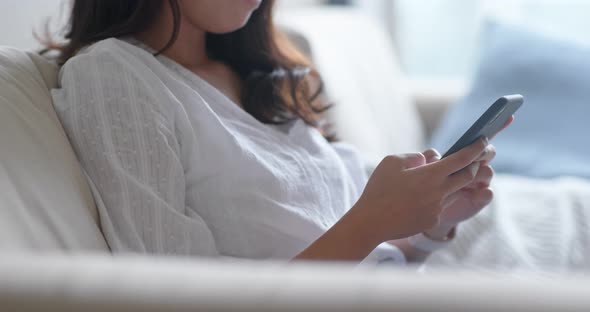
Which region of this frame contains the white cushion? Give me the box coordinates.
[0,47,108,251]
[279,8,425,163]
[1,254,590,311]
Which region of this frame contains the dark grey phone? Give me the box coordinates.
[442,94,524,158]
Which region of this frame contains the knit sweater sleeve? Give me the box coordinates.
[52,45,219,256]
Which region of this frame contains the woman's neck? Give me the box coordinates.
[136,3,209,68]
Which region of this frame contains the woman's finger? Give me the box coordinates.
[500,115,514,132]
[429,137,488,176]
[476,145,496,165]
[397,153,427,170]
[423,148,441,164]
[443,186,494,209]
[465,164,494,189]
[444,162,481,194]
[489,115,515,141]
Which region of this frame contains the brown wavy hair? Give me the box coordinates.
[41,0,334,140]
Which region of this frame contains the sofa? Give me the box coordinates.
[1,7,589,312]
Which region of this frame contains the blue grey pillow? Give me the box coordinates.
[431,21,590,179]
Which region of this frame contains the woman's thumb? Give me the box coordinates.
[398,153,427,169]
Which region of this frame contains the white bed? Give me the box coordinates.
[426,175,590,272]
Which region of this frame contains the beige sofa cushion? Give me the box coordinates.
[0,47,108,251]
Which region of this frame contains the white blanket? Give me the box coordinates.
[424,175,590,272]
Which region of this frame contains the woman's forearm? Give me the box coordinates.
[293,207,382,261]
[294,201,456,262]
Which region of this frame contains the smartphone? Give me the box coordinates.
[442,94,524,158]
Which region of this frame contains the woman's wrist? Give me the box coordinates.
[345,203,387,249]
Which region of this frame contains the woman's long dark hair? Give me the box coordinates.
[41,0,334,140]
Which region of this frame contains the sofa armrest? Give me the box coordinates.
[1,255,589,312]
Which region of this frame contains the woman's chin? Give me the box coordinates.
[209,15,256,34]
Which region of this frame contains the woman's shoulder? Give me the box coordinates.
[60,37,155,78]
[73,37,149,59]
[80,37,133,54]
[54,37,174,116]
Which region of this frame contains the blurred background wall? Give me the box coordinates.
[3,0,590,94]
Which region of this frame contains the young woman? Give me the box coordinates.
[49,0,502,264]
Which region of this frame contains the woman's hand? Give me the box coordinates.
[297,116,512,261]
[422,146,496,239]
[296,135,499,261]
[423,116,513,239]
[296,118,515,262]
[351,137,490,243]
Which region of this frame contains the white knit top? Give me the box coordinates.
[51,38,404,263]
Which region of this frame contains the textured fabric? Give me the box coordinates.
[431,20,590,178]
[51,38,403,262]
[424,175,590,272]
[0,47,108,251]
